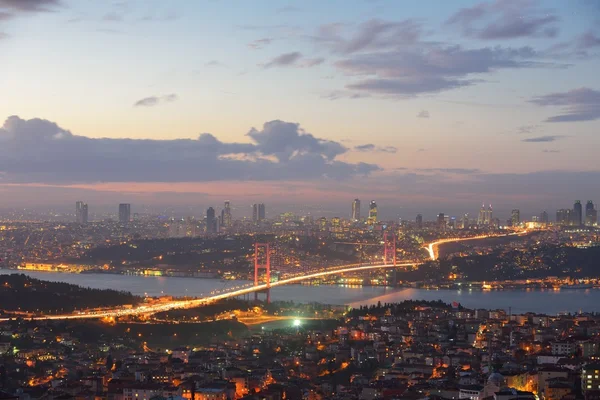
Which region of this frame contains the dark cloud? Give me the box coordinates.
[0,0,60,12]
[133,94,178,107]
[314,19,422,54]
[301,57,325,67]
[247,38,272,50]
[333,44,555,98]
[354,144,397,153]
[530,87,600,122]
[521,135,564,142]
[417,110,430,118]
[0,116,379,184]
[447,0,559,40]
[262,52,302,68]
[0,11,11,19]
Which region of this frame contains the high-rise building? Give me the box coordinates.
[556,209,573,225]
[118,203,131,224]
[76,201,88,224]
[573,200,583,226]
[206,207,216,233]
[511,209,520,227]
[485,204,493,225]
[415,214,423,228]
[585,201,597,226]
[478,204,486,226]
[461,213,469,229]
[352,199,361,221]
[540,210,549,225]
[368,200,377,225]
[437,213,445,229]
[223,201,232,227]
[252,203,265,223]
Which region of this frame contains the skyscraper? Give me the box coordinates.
[540,210,549,225]
[437,213,445,229]
[118,203,130,224]
[368,200,377,225]
[76,201,88,224]
[415,214,423,228]
[252,203,266,223]
[478,204,486,226]
[486,204,493,225]
[573,200,583,226]
[352,199,361,221]
[586,201,597,226]
[511,209,520,227]
[206,207,216,233]
[223,201,232,227]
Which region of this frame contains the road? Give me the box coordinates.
[1,232,524,321]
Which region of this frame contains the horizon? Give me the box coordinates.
[1,0,600,213]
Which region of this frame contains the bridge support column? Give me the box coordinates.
[254,242,271,304]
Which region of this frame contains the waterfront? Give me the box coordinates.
[1,269,598,314]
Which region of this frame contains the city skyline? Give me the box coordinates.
[1,0,600,211]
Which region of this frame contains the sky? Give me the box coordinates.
[0,0,599,219]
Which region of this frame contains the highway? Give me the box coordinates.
[1,232,527,321]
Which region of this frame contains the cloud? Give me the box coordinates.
[542,149,560,153]
[133,94,178,107]
[354,144,397,153]
[417,110,430,118]
[415,168,481,174]
[447,0,559,40]
[516,124,540,134]
[247,38,272,50]
[205,60,224,67]
[577,31,600,49]
[530,87,600,122]
[0,116,379,184]
[0,0,60,13]
[261,52,323,69]
[314,19,422,54]
[332,44,555,98]
[262,52,302,68]
[102,11,122,22]
[521,135,564,142]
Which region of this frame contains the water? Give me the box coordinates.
[1,270,598,314]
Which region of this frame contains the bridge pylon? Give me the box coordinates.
[254,242,271,304]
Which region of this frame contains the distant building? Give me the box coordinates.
[118,203,131,224]
[368,200,377,225]
[252,203,265,223]
[556,209,572,225]
[461,213,469,229]
[586,201,597,226]
[478,204,486,226]
[437,213,445,229]
[223,201,232,227]
[352,199,361,221]
[582,362,600,393]
[511,209,520,227]
[540,210,549,225]
[478,204,493,226]
[573,200,583,226]
[416,214,423,228]
[206,207,216,233]
[76,201,88,224]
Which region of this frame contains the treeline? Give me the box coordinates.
[0,274,141,314]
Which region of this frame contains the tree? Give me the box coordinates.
[106,354,113,370]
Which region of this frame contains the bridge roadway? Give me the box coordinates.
[1,231,528,321]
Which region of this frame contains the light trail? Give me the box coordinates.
[1,233,528,321]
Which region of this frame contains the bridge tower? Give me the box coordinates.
[254,242,271,304]
[383,232,396,266]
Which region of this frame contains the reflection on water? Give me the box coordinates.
[1,270,597,314]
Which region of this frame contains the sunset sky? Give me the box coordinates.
[1,0,599,219]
